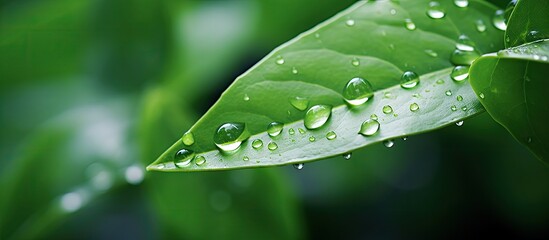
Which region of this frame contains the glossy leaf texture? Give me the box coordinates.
[469,39,549,163]
[148,0,504,172]
[504,0,549,48]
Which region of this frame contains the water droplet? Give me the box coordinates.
[275,55,285,65]
[343,77,374,105]
[436,79,445,84]
[445,90,453,96]
[427,1,446,19]
[370,114,378,120]
[289,96,309,111]
[382,105,393,114]
[383,140,395,148]
[359,119,380,136]
[451,105,458,111]
[298,128,306,134]
[346,19,355,26]
[527,137,532,143]
[456,35,476,51]
[288,128,295,135]
[195,156,206,166]
[293,163,304,170]
[425,49,438,57]
[412,93,421,98]
[304,105,332,129]
[383,92,393,99]
[400,71,420,89]
[456,95,463,101]
[404,18,416,30]
[410,103,420,112]
[479,93,485,99]
[492,10,507,31]
[267,142,278,151]
[461,106,468,111]
[314,33,320,38]
[243,156,249,161]
[174,149,195,168]
[267,122,284,137]
[326,131,337,140]
[450,50,480,65]
[475,19,487,33]
[526,30,543,42]
[342,152,352,160]
[390,8,397,15]
[309,136,316,142]
[454,0,468,7]
[402,136,408,141]
[451,65,470,82]
[252,139,263,149]
[182,131,195,146]
[243,94,250,101]
[351,58,360,66]
[456,121,464,126]
[214,123,249,151]
[291,67,298,74]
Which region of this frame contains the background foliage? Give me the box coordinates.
[1,0,548,239]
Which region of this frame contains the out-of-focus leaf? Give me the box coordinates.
[504,0,549,48]
[469,40,549,162]
[149,0,503,172]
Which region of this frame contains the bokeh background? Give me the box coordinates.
[1,0,548,239]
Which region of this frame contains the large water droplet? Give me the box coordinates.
[450,50,480,66]
[492,10,507,31]
[454,0,468,7]
[289,96,309,111]
[343,77,374,106]
[400,71,420,89]
[359,119,380,136]
[383,140,395,148]
[304,105,332,129]
[195,156,206,166]
[214,123,249,151]
[267,122,284,137]
[351,58,360,66]
[326,131,337,140]
[342,152,352,160]
[475,19,487,32]
[427,1,446,19]
[175,149,195,168]
[451,66,470,82]
[456,121,464,126]
[182,131,195,146]
[382,105,393,114]
[293,163,304,170]
[252,139,263,149]
[346,19,355,26]
[404,18,416,30]
[267,142,278,151]
[410,103,420,112]
[456,35,476,51]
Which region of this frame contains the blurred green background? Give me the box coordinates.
[1,0,548,239]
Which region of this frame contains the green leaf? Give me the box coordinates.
[148,0,503,172]
[504,0,549,48]
[469,39,549,163]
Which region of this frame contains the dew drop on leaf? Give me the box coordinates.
[475,19,487,33]
[289,96,309,111]
[304,105,332,129]
[345,19,355,26]
[252,139,263,149]
[370,114,378,120]
[343,77,374,105]
[351,57,360,66]
[293,163,304,170]
[436,79,445,84]
[492,9,507,31]
[213,123,249,152]
[456,121,464,126]
[479,93,485,99]
[309,136,316,142]
[457,95,463,101]
[382,105,393,114]
[174,149,195,168]
[291,67,298,74]
[267,122,284,137]
[461,106,468,111]
[451,105,458,111]
[383,140,395,148]
[424,49,438,57]
[195,156,206,166]
[267,142,278,151]
[342,152,352,160]
[453,0,468,8]
[298,128,306,134]
[409,103,420,112]
[400,71,420,89]
[359,119,380,136]
[288,128,295,135]
[526,30,543,42]
[404,18,416,30]
[426,1,446,19]
[451,66,470,82]
[456,35,476,51]
[243,94,250,101]
[450,50,480,66]
[326,131,337,140]
[182,131,195,146]
[445,90,452,96]
[243,156,249,161]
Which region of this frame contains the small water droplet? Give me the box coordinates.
[182,131,195,146]
[424,49,438,57]
[304,105,332,129]
[445,90,453,96]
[359,119,380,136]
[275,55,285,65]
[370,114,378,120]
[400,71,420,89]
[214,123,249,152]
[383,92,393,99]
[291,67,298,74]
[427,1,446,19]
[195,156,206,166]
[289,96,309,111]
[382,105,393,114]
[351,58,360,66]
[454,0,468,8]
[451,65,470,82]
[243,94,250,101]
[390,8,397,15]
[456,121,464,126]
[436,79,445,84]
[409,103,420,112]
[527,137,532,143]
[479,93,485,99]
[289,128,295,135]
[412,93,421,98]
[457,95,463,101]
[383,139,395,148]
[293,163,304,170]
[461,106,468,111]
[267,142,278,151]
[243,156,249,161]
[402,136,408,141]
[174,149,195,168]
[342,152,352,160]
[267,122,284,137]
[252,139,263,149]
[492,9,507,31]
[343,77,374,106]
[526,30,543,42]
[451,50,480,66]
[451,105,458,111]
[298,128,306,134]
[475,19,487,32]
[456,35,476,51]
[326,131,337,140]
[346,19,355,26]
[309,136,316,142]
[404,18,416,30]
